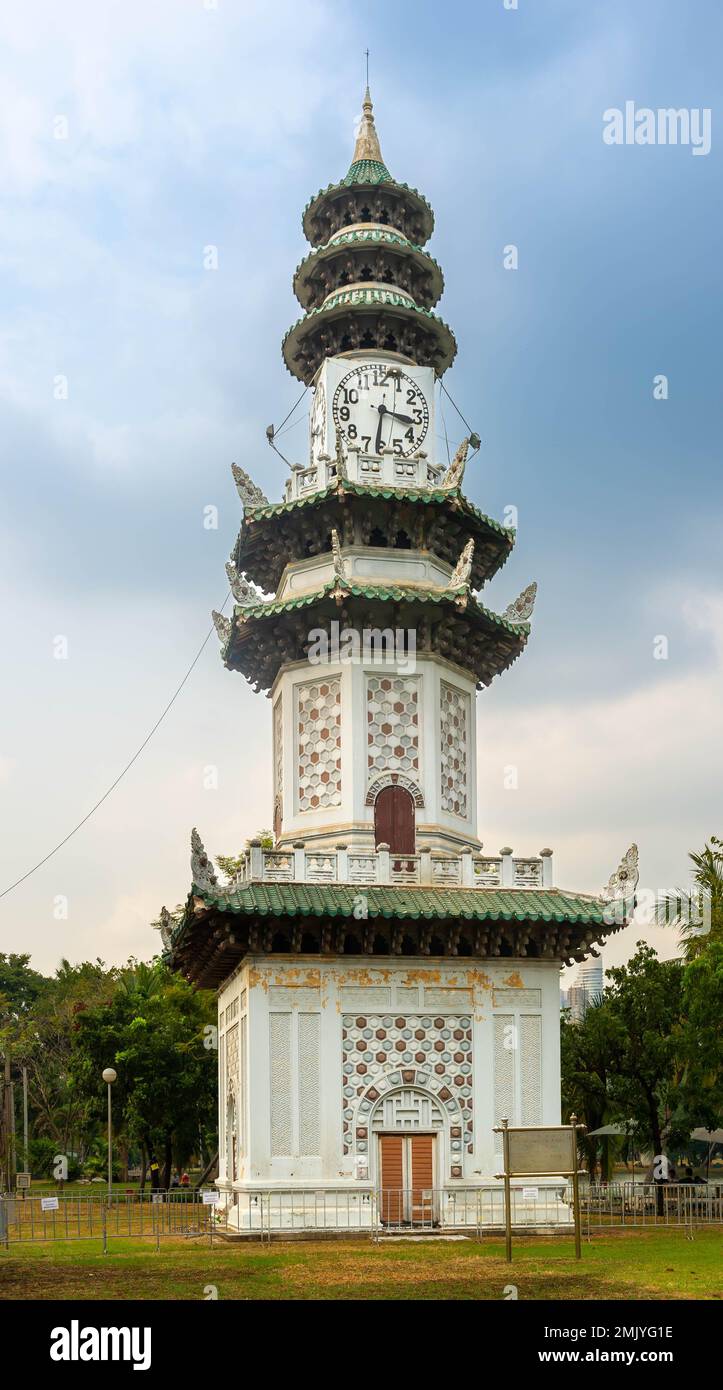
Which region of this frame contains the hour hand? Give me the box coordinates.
[387,410,415,426]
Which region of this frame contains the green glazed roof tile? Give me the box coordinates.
[342,159,392,185]
[243,480,515,542]
[185,882,607,927]
[229,578,528,637]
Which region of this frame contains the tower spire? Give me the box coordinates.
[351,85,384,166]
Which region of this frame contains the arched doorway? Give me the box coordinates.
[374,785,415,854]
[372,1088,444,1226]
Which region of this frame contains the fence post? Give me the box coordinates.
[102,1200,107,1256]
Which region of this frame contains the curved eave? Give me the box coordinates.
[180,884,608,926]
[220,579,529,690]
[230,577,525,631]
[292,230,444,309]
[282,288,457,384]
[302,179,435,247]
[243,481,514,541]
[234,484,515,592]
[168,884,619,987]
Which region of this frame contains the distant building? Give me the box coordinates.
[566,957,605,1021]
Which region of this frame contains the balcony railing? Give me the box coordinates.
[230,844,553,891]
[283,448,446,503]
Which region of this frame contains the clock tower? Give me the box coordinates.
[166,86,635,1231]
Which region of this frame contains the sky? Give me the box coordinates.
[0,0,720,980]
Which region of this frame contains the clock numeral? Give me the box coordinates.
[361,436,371,451]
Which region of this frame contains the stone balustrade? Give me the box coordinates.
[233,843,554,891]
[284,448,446,503]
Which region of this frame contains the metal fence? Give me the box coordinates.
[0,1190,217,1250]
[227,1184,575,1239]
[2,1182,721,1247]
[583,1182,723,1232]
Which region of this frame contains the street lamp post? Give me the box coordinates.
[102,1069,117,1206]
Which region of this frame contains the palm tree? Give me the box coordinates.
[656,837,723,960]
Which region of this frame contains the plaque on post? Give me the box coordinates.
[493,1114,586,1262]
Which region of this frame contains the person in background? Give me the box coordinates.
[180,1171,189,1187]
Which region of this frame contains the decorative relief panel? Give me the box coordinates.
[340,987,392,1010]
[520,1015,542,1126]
[273,694,283,804]
[440,681,470,818]
[269,1014,293,1155]
[493,1014,514,1154]
[269,987,321,1010]
[366,675,420,781]
[226,1023,239,1095]
[296,678,341,812]
[493,989,541,1009]
[342,1013,473,1167]
[298,1014,321,1156]
[424,987,473,1009]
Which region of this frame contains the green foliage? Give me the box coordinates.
[216,829,274,883]
[71,960,217,1188]
[602,943,684,1155]
[656,836,723,961]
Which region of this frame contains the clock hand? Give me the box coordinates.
[375,402,387,454]
[386,410,416,426]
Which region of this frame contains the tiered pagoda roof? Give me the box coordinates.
[283,89,456,384]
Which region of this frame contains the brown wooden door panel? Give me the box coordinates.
[374,785,415,854]
[410,1135,434,1224]
[379,1134,405,1225]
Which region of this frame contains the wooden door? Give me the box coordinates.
[379,1134,405,1225]
[379,1134,436,1225]
[374,785,415,854]
[409,1134,434,1225]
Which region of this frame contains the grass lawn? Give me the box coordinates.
[1,1229,721,1300]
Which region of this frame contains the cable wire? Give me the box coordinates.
[0,593,232,902]
[440,380,477,439]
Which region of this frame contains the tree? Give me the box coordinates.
[72,960,217,1188]
[674,940,723,1140]
[656,836,723,961]
[217,829,274,883]
[3,958,117,1176]
[602,943,684,1159]
[561,1002,619,1180]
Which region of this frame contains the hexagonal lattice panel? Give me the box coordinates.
[297,678,341,812]
[440,681,469,818]
[366,675,420,781]
[342,1013,474,1159]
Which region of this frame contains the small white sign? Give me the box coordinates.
[16,1172,31,1190]
[522,1187,539,1202]
[41,1196,59,1212]
[202,1190,219,1205]
[151,1192,164,1205]
[354,1156,369,1181]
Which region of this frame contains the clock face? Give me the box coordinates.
[331,363,430,458]
[310,381,326,453]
